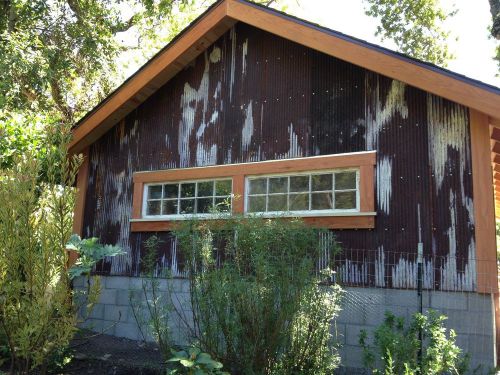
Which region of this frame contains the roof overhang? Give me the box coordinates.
[70,0,500,155]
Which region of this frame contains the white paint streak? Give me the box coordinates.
[375,246,385,287]
[241,100,254,152]
[377,155,392,214]
[366,79,408,150]
[229,27,236,103]
[196,143,217,166]
[242,38,248,76]
[440,191,476,291]
[179,47,222,167]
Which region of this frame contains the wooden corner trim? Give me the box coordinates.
[72,148,90,236]
[130,152,376,232]
[470,110,498,293]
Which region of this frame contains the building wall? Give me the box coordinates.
[82,22,476,290]
[76,276,496,372]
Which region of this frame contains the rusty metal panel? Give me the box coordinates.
[82,23,476,291]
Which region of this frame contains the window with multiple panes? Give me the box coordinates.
[143,179,232,217]
[245,170,358,214]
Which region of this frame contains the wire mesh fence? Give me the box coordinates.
[93,241,499,371]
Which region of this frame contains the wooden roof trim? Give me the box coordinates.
[70,0,500,153]
[69,1,233,153]
[225,0,500,119]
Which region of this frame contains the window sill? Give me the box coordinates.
[130,213,376,232]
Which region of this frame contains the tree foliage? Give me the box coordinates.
[490,0,500,72]
[363,0,456,66]
[0,0,283,124]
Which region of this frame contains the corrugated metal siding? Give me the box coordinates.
[83,23,475,290]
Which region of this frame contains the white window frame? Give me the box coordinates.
[142,178,233,220]
[244,168,360,217]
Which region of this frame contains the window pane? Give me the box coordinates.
[216,180,232,196]
[197,198,213,213]
[198,181,214,197]
[180,199,195,214]
[311,192,333,210]
[290,175,309,192]
[289,193,309,211]
[335,171,356,190]
[181,183,195,198]
[249,178,267,195]
[215,197,231,212]
[163,184,178,199]
[162,199,178,215]
[248,196,266,212]
[148,185,162,200]
[268,194,287,211]
[269,177,288,194]
[147,200,161,215]
[335,191,356,209]
[311,174,332,191]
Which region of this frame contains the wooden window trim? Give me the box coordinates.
[131,151,376,231]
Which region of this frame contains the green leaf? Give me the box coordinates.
[179,359,194,367]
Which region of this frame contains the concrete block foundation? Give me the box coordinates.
[75,277,496,373]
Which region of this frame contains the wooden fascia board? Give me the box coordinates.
[226,0,500,119]
[69,1,234,154]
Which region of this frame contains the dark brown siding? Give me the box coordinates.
[83,23,475,290]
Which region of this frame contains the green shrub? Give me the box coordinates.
[166,347,228,375]
[0,124,121,374]
[359,310,469,375]
[129,235,172,357]
[175,216,342,375]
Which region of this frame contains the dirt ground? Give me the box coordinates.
[57,331,164,375]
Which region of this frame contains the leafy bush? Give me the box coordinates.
[129,235,172,357]
[167,347,228,375]
[175,216,342,375]
[359,310,469,375]
[0,124,120,374]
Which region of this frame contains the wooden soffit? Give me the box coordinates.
[69,0,500,154]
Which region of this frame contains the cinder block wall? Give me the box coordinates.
[75,277,496,372]
[338,287,496,372]
[73,276,192,344]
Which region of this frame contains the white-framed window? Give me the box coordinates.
[245,169,359,215]
[143,179,232,218]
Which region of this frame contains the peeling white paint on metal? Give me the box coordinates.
[427,95,471,196]
[196,143,217,166]
[242,38,248,76]
[377,155,392,215]
[440,191,475,291]
[209,46,221,63]
[90,147,135,275]
[179,47,221,167]
[375,246,385,287]
[229,27,236,103]
[272,123,303,160]
[366,79,408,150]
[241,100,254,152]
[339,259,368,285]
[317,231,334,272]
